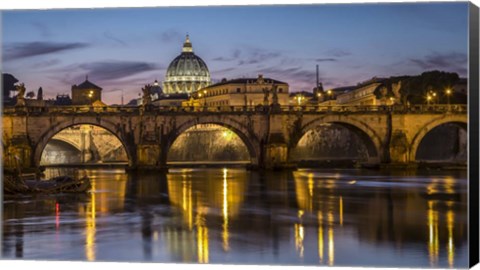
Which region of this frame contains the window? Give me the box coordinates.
[237,88,241,93]
[278,88,283,93]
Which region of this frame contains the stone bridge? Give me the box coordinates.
[1,104,467,170]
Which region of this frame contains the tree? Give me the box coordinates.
[26,91,35,99]
[2,73,19,99]
[374,71,460,105]
[37,87,43,100]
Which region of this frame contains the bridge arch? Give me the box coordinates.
[33,119,133,167]
[49,134,82,151]
[409,115,467,162]
[40,138,83,165]
[291,115,384,162]
[166,116,260,165]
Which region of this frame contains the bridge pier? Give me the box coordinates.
[135,144,162,169]
[263,143,292,169]
[262,112,295,169]
[388,130,411,164]
[4,135,33,169]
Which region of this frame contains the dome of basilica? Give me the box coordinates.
[163,35,211,94]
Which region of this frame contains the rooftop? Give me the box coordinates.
[205,75,288,89]
[73,76,102,90]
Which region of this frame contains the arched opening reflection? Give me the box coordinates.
[290,123,377,166]
[168,124,250,165]
[415,122,467,163]
[40,124,128,166]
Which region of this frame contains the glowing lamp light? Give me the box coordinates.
[446,89,452,95]
[296,95,304,105]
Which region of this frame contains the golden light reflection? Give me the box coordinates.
[85,182,96,261]
[308,173,314,197]
[181,172,194,230]
[339,197,343,226]
[94,169,127,214]
[446,210,455,267]
[196,211,209,264]
[318,211,324,263]
[166,169,248,262]
[328,227,334,266]
[294,223,305,259]
[327,211,334,225]
[327,210,334,266]
[443,177,455,194]
[294,210,305,258]
[426,179,439,195]
[222,168,230,251]
[427,200,439,266]
[168,169,246,227]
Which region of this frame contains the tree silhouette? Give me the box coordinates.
[3,73,18,99]
[374,70,460,105]
[26,91,35,99]
[37,87,43,100]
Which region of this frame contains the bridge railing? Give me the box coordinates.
[3,104,467,115]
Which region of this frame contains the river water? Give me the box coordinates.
[2,167,468,268]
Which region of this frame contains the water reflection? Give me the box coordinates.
[166,168,248,263]
[2,167,467,268]
[222,168,230,251]
[85,181,96,261]
[291,169,467,267]
[446,209,455,268]
[294,210,304,259]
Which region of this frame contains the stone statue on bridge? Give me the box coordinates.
[271,84,279,106]
[142,84,153,106]
[15,83,26,106]
[391,81,402,104]
[263,87,270,106]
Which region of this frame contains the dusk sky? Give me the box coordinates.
[2,2,469,104]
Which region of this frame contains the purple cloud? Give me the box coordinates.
[4,42,89,61]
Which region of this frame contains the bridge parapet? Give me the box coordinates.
[1,104,468,170]
[2,104,467,116]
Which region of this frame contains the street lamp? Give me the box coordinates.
[427,95,432,105]
[427,90,437,105]
[445,88,452,105]
[389,97,395,105]
[327,90,333,100]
